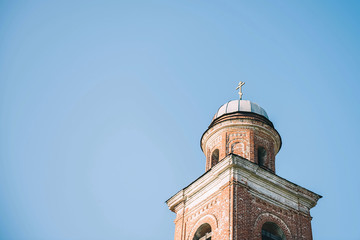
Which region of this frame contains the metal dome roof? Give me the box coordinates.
[213,100,269,120]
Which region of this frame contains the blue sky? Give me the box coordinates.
[0,1,359,239]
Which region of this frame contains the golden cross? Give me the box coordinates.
[236,81,245,100]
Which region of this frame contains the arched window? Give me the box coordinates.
[193,223,212,240]
[258,146,267,167]
[211,149,219,167]
[262,222,286,240]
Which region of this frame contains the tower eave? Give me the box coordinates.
[166,154,321,215]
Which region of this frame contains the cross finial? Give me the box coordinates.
[236,81,245,100]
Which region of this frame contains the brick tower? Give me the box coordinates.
[166,84,321,240]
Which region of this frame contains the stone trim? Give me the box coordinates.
[187,214,218,240]
[253,212,293,240]
[166,154,321,215]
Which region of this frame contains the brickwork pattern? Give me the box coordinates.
[173,183,232,240]
[172,180,314,240]
[234,182,313,240]
[203,122,279,172]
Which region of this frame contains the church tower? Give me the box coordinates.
[166,83,321,240]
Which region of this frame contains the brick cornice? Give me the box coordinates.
[201,112,282,153]
[201,117,282,155]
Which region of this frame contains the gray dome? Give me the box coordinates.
[213,100,269,120]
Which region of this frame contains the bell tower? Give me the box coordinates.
[201,99,281,173]
[166,84,321,240]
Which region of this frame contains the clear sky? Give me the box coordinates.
[0,1,359,239]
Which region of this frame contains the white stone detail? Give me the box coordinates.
[166,155,321,215]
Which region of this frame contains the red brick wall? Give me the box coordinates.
[233,182,313,240]
[173,180,314,240]
[254,130,276,172]
[173,182,232,240]
[205,128,276,172]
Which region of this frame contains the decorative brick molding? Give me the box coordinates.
[187,214,218,240]
[167,154,321,240]
[253,212,292,240]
